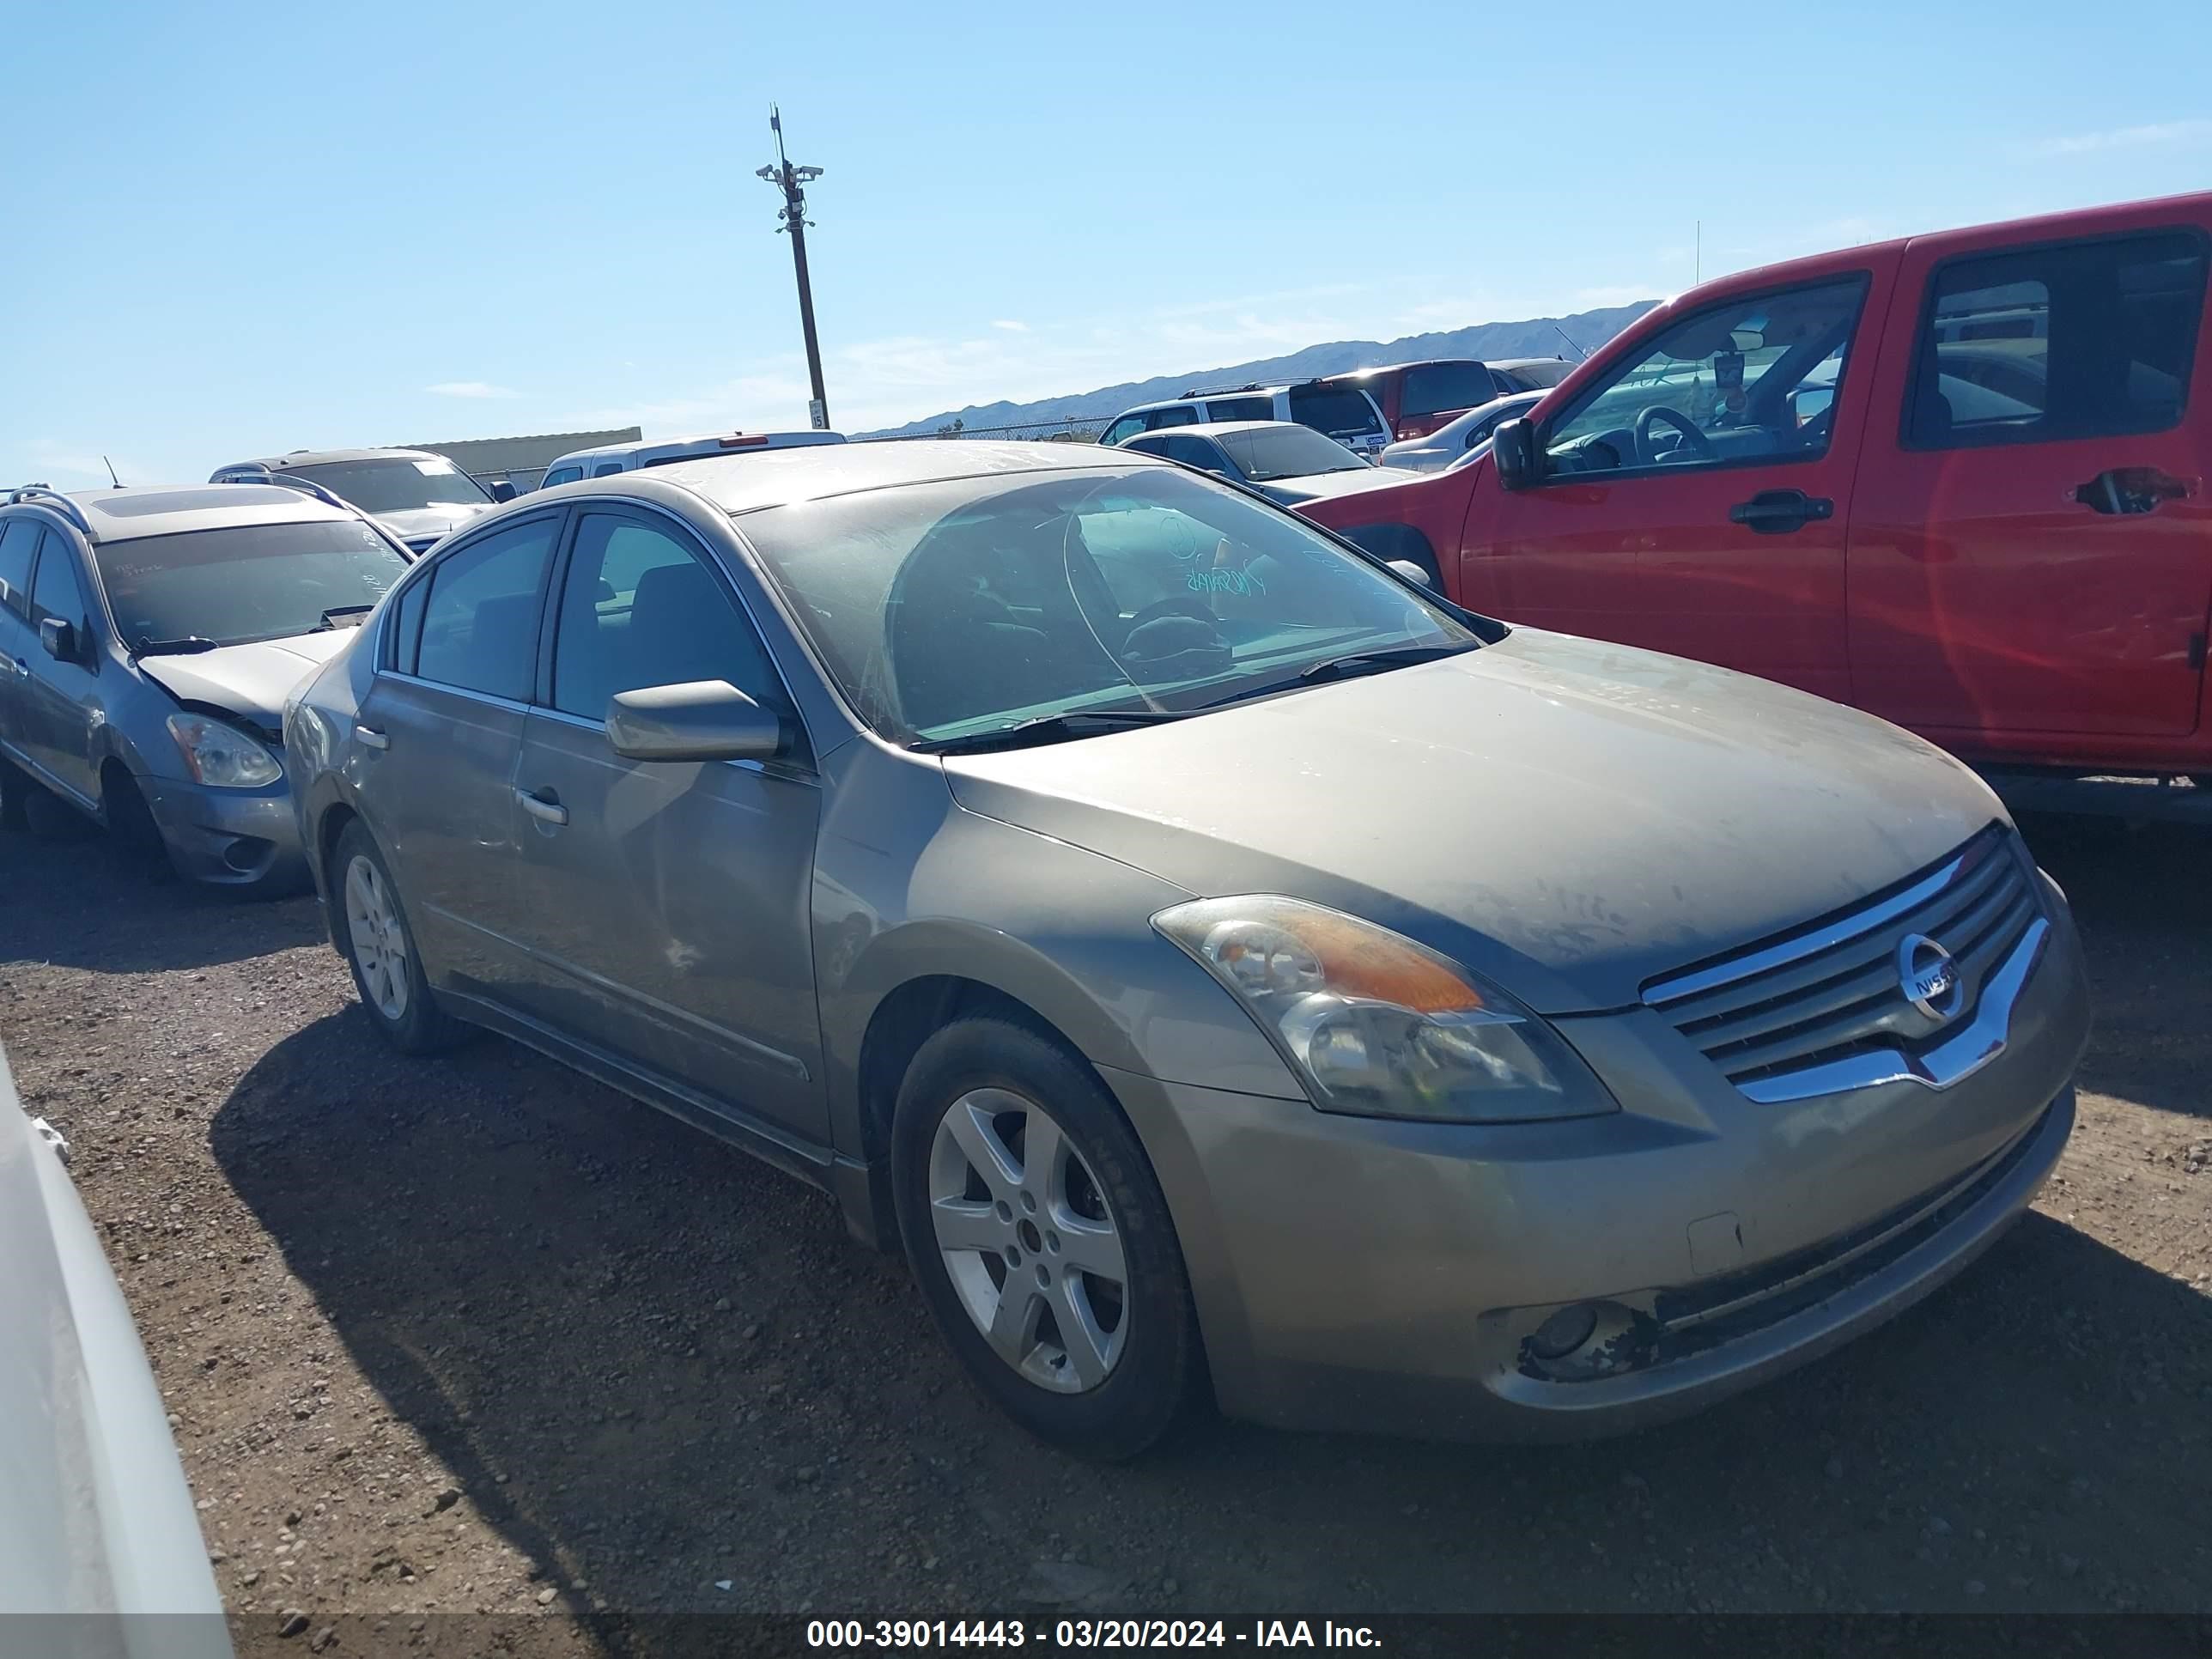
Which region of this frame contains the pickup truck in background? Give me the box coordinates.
[1301,191,2212,816]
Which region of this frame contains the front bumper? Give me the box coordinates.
[1103,890,2090,1442]
[140,774,307,891]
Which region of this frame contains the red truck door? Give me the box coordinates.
[1472,258,1895,704]
[1847,205,2212,744]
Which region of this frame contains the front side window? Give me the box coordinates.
[94,520,409,650]
[275,457,492,515]
[549,514,782,722]
[541,466,585,489]
[738,467,1474,744]
[592,462,626,478]
[1540,277,1869,477]
[30,533,94,636]
[1905,229,2207,449]
[412,516,557,700]
[1285,386,1384,442]
[1401,362,1499,417]
[1100,418,1145,447]
[0,520,38,617]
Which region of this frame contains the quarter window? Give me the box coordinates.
[1540,277,1868,477]
[412,516,558,700]
[1905,229,2208,448]
[549,514,784,725]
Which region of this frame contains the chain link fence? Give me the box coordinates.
[866,416,1109,445]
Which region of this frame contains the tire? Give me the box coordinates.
[331,821,468,1054]
[102,767,177,879]
[0,756,32,833]
[891,1018,1202,1461]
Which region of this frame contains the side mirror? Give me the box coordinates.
[39,617,79,664]
[1492,418,1539,491]
[1386,559,1434,589]
[489,479,518,503]
[606,680,784,763]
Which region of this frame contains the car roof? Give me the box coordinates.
[1124,421,1311,441]
[219,448,448,470]
[616,439,1172,516]
[550,430,836,466]
[6,483,356,544]
[1322,359,1485,381]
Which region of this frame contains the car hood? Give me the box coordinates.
[0,1054,230,1632]
[139,631,356,730]
[378,501,493,544]
[1259,465,1429,506]
[940,629,2008,1013]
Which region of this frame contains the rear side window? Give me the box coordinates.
[1402,362,1499,417]
[1144,406,1199,431]
[1204,397,1273,422]
[1906,228,2209,449]
[1286,386,1384,440]
[413,516,558,700]
[0,520,37,617]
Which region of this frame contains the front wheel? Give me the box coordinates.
[333,822,467,1054]
[892,1018,1202,1461]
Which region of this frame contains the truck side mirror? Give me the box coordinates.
[1492,419,1539,491]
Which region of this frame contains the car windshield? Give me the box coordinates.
[275,458,491,515]
[1212,425,1367,482]
[738,467,1474,745]
[94,520,410,649]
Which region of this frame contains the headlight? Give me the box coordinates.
[166,713,283,789]
[1153,896,1614,1123]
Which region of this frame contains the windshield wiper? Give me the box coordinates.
[1287,641,1480,687]
[316,605,374,630]
[912,707,1188,756]
[132,635,220,656]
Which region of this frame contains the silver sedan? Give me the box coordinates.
[283,441,2089,1458]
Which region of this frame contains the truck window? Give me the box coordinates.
[1538,277,1868,477]
[1905,229,2209,449]
[1204,397,1273,422]
[1285,386,1384,441]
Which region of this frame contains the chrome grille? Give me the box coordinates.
[1642,828,2045,1102]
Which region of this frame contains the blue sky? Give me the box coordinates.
[6,0,2209,487]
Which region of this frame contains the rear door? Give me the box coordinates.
[505,507,827,1143]
[1846,209,2212,742]
[357,511,562,993]
[1479,262,1894,703]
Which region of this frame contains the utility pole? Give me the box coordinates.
[757,106,830,430]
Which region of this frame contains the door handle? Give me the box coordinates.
[2072,467,2191,516]
[515,787,568,827]
[354,725,389,750]
[1729,489,1834,535]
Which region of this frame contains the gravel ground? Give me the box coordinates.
[2,812,2208,1654]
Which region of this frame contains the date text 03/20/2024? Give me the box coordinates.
[805,1620,1383,1649]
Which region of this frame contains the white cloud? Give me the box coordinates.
[2018,118,2212,158]
[990,319,1029,332]
[426,380,520,399]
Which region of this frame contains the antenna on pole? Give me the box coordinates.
[102,455,123,489]
[757,105,831,430]
[1553,325,1589,362]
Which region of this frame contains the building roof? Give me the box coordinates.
[404,429,642,474]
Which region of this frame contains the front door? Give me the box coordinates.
[0,520,45,776]
[505,507,827,1144]
[1481,264,1893,705]
[18,530,106,805]
[357,512,562,994]
[1846,212,2212,741]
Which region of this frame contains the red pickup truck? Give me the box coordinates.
[1301,191,2212,807]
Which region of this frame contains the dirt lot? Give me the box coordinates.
[2,812,2208,1652]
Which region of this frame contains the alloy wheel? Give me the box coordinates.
[343,854,410,1022]
[927,1087,1128,1393]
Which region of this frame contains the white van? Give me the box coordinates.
[537,428,845,489]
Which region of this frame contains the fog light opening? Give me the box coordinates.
[222,836,270,874]
[1528,1303,1600,1361]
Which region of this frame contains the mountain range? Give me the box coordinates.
[862,301,1660,438]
